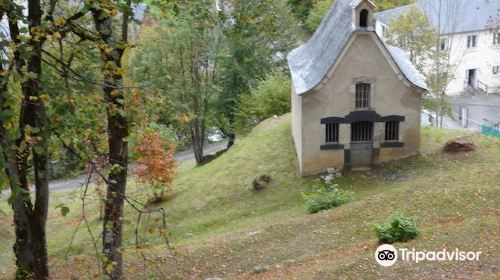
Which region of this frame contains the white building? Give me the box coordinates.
[375,0,500,96]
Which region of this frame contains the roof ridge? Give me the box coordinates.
[375,0,499,34]
[374,2,416,16]
[288,0,427,95]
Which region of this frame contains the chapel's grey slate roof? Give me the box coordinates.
[287,0,427,95]
[373,4,414,27]
[287,0,354,95]
[385,45,427,90]
[375,0,500,35]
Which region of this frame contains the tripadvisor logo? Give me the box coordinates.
[375,244,398,267]
[375,245,482,267]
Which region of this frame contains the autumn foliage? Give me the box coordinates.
[134,131,178,202]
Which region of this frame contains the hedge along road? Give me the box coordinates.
[0,140,227,197]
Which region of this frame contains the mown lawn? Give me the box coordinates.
[0,114,498,279]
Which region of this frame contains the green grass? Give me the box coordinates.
[166,115,312,243]
[0,114,499,279]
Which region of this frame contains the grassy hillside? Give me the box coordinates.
[0,114,499,279]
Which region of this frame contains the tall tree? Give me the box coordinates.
[384,1,467,127]
[385,7,435,73]
[0,1,90,278]
[384,6,442,125]
[420,0,466,127]
[90,1,132,278]
[131,0,222,165]
[217,0,298,148]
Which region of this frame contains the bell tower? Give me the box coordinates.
[351,0,376,30]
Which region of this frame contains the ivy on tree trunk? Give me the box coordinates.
[0,1,50,278]
[91,1,131,278]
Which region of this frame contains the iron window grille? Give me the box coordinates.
[325,123,339,143]
[355,83,370,109]
[385,121,400,141]
[351,121,373,142]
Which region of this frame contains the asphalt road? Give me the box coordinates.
[0,140,227,198]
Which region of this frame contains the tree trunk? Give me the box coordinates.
[226,111,236,148]
[102,107,128,279]
[92,2,130,278]
[3,1,50,278]
[191,120,205,165]
[439,93,445,128]
[0,65,36,279]
[227,133,235,149]
[25,1,50,277]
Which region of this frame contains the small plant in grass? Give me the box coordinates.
[252,174,272,191]
[374,214,420,244]
[134,131,178,204]
[302,181,354,214]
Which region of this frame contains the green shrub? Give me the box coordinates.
[303,182,354,214]
[0,154,7,190]
[375,214,420,244]
[0,174,7,191]
[305,0,334,32]
[234,72,291,134]
[287,0,316,22]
